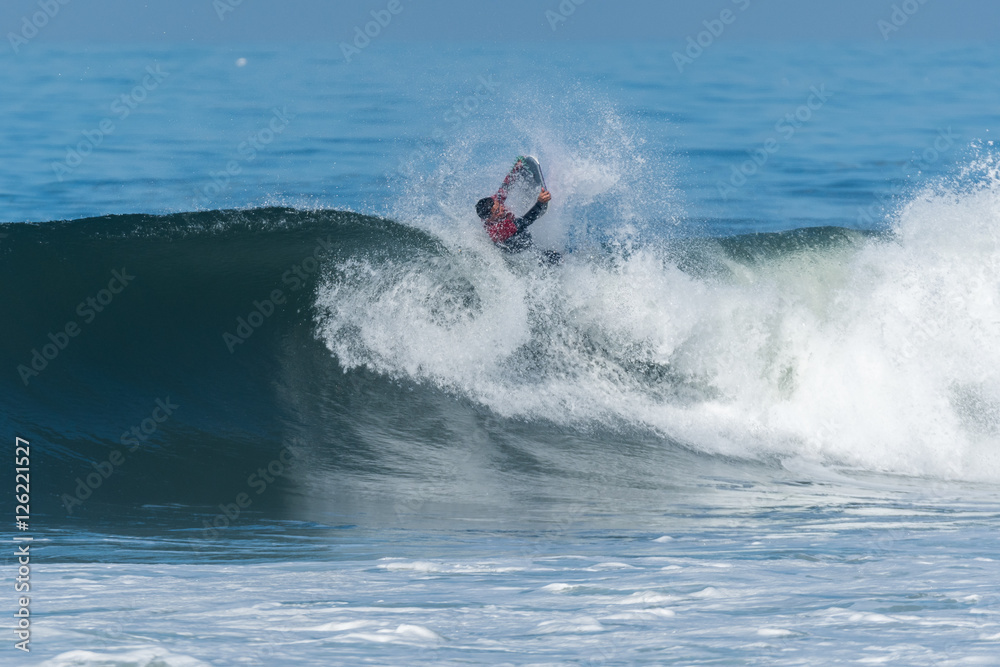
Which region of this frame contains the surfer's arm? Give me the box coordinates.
[514,199,548,232]
[495,157,527,205]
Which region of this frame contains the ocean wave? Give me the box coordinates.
[4,171,1000,520]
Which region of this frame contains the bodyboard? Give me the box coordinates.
[495,155,545,218]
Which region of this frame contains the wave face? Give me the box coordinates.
[4,179,1000,518]
[1,208,447,514]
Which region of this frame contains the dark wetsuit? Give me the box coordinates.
[483,200,549,253]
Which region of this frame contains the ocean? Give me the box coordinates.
[3,40,1000,665]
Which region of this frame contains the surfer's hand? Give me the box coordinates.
[538,189,551,204]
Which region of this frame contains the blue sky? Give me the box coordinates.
[2,0,998,44]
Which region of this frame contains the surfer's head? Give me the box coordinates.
[476,197,495,220]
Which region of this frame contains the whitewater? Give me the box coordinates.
[324,139,1000,484]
